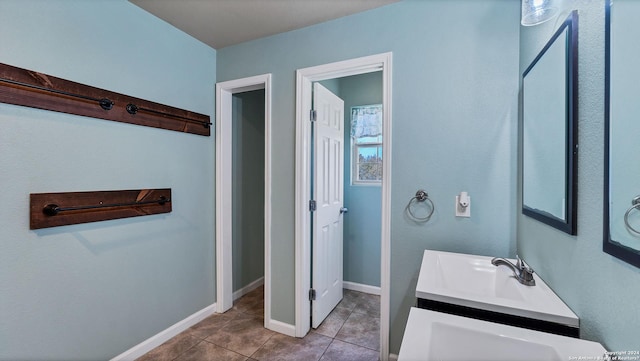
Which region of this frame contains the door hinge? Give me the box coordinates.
[309,200,316,212]
[309,289,316,301]
[310,109,317,122]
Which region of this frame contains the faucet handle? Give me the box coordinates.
[515,254,524,270]
[515,255,536,286]
[516,255,533,273]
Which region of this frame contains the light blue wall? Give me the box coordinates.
[519,1,640,351]
[232,90,266,292]
[318,78,341,95]
[609,0,640,251]
[0,1,216,359]
[340,72,383,287]
[217,0,520,352]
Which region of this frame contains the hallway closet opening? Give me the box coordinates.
[231,89,266,308]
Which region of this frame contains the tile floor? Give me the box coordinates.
[137,286,380,361]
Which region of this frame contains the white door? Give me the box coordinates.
[311,83,345,328]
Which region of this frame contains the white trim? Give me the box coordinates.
[215,74,274,332]
[389,353,399,361]
[233,277,265,301]
[294,68,313,337]
[343,281,381,296]
[110,303,217,361]
[265,319,297,338]
[215,81,233,314]
[380,53,393,361]
[294,52,392,361]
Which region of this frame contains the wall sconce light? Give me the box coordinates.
[521,0,560,26]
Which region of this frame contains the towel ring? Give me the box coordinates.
[406,189,435,222]
[624,195,640,234]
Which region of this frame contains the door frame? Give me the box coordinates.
[294,52,392,360]
[215,74,273,327]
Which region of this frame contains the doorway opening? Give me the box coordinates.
[231,89,266,308]
[295,53,392,360]
[216,74,276,331]
[317,72,384,296]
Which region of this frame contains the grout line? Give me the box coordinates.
[334,305,354,339]
[331,291,381,353]
[201,338,256,360]
[247,332,275,361]
[168,337,203,361]
[316,337,335,361]
[334,337,381,352]
[239,287,273,361]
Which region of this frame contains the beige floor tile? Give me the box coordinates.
[234,287,264,314]
[205,313,275,357]
[319,339,380,361]
[335,289,360,312]
[251,332,332,361]
[335,312,380,351]
[175,340,248,361]
[311,306,351,338]
[185,312,235,339]
[353,293,381,317]
[136,333,200,361]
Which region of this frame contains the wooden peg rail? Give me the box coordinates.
[30,189,172,229]
[0,63,210,136]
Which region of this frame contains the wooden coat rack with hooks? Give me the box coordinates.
[0,62,210,136]
[30,189,172,229]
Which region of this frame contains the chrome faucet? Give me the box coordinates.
[491,255,536,286]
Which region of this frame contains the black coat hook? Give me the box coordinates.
[126,103,211,128]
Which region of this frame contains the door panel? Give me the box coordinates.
[312,83,344,328]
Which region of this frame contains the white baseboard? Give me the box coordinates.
[266,319,296,337]
[343,281,381,295]
[233,277,265,301]
[110,303,217,361]
[389,353,399,361]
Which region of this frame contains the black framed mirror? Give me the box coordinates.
[522,11,578,235]
[604,0,640,268]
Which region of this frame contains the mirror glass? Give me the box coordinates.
[605,0,640,267]
[522,11,578,235]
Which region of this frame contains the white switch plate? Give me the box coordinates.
[455,196,471,217]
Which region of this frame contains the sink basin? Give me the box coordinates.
[398,308,606,361]
[416,250,579,328]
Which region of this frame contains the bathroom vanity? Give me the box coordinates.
[398,249,608,359]
[415,250,580,337]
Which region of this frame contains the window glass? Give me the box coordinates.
[351,105,382,184]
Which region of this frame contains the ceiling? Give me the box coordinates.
[130,0,400,49]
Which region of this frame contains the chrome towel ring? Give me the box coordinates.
[624,195,640,234]
[406,189,435,222]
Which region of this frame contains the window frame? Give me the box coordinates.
[350,104,383,185]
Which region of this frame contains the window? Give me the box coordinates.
[351,104,382,184]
